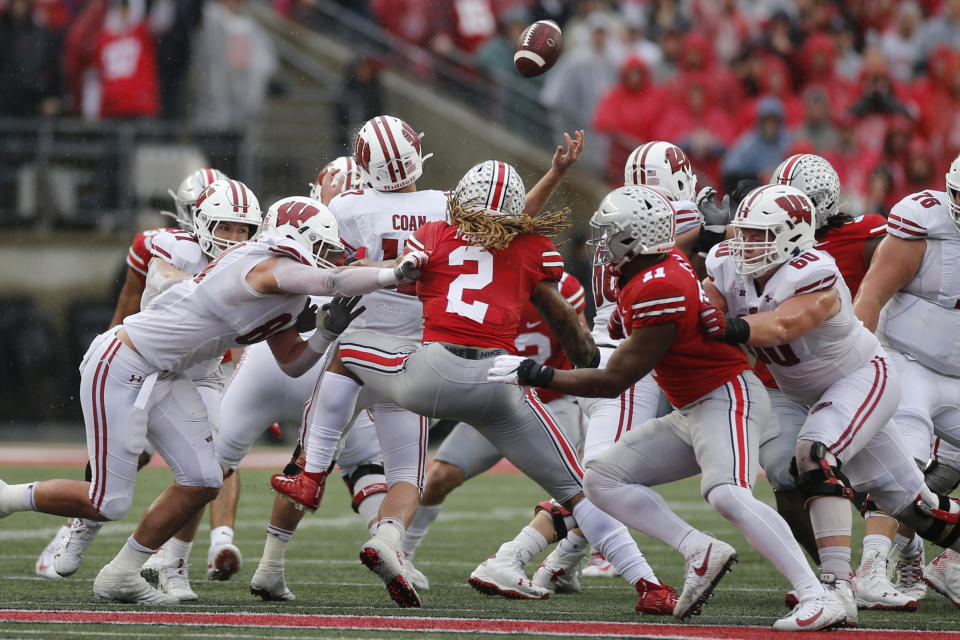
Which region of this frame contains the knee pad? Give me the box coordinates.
[791,442,854,507]
[925,459,960,495]
[343,463,388,514]
[897,491,960,548]
[534,499,577,541]
[98,494,134,521]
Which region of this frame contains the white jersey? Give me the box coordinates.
[329,187,448,339]
[141,230,210,310]
[707,243,880,406]
[880,190,960,376]
[123,236,313,373]
[590,204,701,347]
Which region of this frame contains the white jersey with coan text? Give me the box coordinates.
[880,190,960,375]
[590,206,702,346]
[123,236,314,374]
[328,187,448,339]
[706,243,880,407]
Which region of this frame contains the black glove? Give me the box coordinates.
[295,300,319,333]
[316,295,366,340]
[517,358,556,387]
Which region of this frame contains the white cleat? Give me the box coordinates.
[923,548,960,608]
[773,591,847,632]
[819,573,858,627]
[140,549,169,585]
[93,563,179,604]
[580,549,619,578]
[359,537,421,607]
[400,552,430,591]
[207,543,243,581]
[852,549,917,611]
[250,564,296,601]
[893,545,926,602]
[0,478,11,518]
[159,560,198,601]
[36,524,70,579]
[54,518,103,577]
[532,547,582,594]
[673,538,737,620]
[469,541,548,600]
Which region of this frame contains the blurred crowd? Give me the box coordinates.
[0,0,275,130]
[307,0,960,216]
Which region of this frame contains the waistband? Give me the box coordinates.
[440,343,507,360]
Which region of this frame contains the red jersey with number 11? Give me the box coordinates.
[406,221,563,352]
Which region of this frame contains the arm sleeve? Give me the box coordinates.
[272,259,398,296]
[275,339,327,378]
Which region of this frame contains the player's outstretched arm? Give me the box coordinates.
[853,235,925,331]
[248,255,426,297]
[109,267,146,328]
[523,130,584,217]
[530,278,597,367]
[741,289,840,347]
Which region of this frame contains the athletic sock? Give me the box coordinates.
[166,537,193,565]
[513,526,548,566]
[0,482,38,514]
[401,503,443,557]
[819,545,853,581]
[375,518,405,552]
[261,525,294,567]
[113,536,154,571]
[572,499,656,584]
[862,534,892,558]
[210,525,235,548]
[555,531,589,558]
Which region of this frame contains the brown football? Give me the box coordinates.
[513,20,563,78]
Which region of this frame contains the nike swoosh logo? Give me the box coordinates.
[525,321,541,328]
[693,543,712,576]
[796,607,824,627]
[38,563,49,570]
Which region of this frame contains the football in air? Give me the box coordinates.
[513,20,563,78]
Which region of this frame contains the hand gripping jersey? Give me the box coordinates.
[406,221,563,352]
[591,208,702,347]
[618,250,749,408]
[707,244,881,407]
[813,213,887,298]
[329,188,449,339]
[126,227,181,285]
[879,190,960,376]
[140,229,211,309]
[515,272,586,403]
[122,236,313,373]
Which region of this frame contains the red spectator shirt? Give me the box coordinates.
[94,22,160,117]
[515,272,586,403]
[406,221,563,352]
[618,250,750,408]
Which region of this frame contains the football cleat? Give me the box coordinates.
[250,565,296,601]
[773,591,847,632]
[36,524,70,579]
[820,572,858,627]
[360,537,421,608]
[532,547,582,594]
[54,517,103,577]
[673,538,737,620]
[270,471,327,513]
[581,550,620,578]
[893,544,927,601]
[784,590,799,609]
[159,559,198,601]
[923,548,960,608]
[93,563,179,605]
[635,578,681,615]
[400,551,430,591]
[207,543,243,581]
[140,548,169,584]
[469,541,549,600]
[0,478,10,518]
[852,549,917,611]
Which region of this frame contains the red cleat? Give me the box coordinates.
[636,579,684,615]
[270,470,327,512]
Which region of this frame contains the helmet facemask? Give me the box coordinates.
[729,184,816,277]
[946,155,960,230]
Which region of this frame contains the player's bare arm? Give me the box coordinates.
[701,278,729,312]
[109,267,146,328]
[740,288,841,347]
[862,235,884,268]
[529,278,597,367]
[853,235,926,331]
[523,130,584,217]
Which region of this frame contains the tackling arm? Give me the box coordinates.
[853,235,925,331]
[530,278,597,367]
[742,289,840,347]
[523,130,584,216]
[247,254,427,297]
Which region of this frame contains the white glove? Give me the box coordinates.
[486,355,528,385]
[394,250,430,281]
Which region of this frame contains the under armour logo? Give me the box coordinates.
[129,374,143,383]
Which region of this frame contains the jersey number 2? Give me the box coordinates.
[446,245,493,323]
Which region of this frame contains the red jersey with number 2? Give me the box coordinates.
[406,221,563,352]
[618,250,750,408]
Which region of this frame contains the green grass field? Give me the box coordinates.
[1,463,959,639]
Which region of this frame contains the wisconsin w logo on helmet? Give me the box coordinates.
[664,146,691,176]
[276,200,322,227]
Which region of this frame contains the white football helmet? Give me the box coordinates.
[451,160,526,218]
[262,196,344,268]
[308,156,365,201]
[624,141,697,202]
[192,178,262,258]
[946,153,960,229]
[589,186,676,272]
[770,154,841,229]
[353,115,433,192]
[729,184,816,277]
[167,168,228,231]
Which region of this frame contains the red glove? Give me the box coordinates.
[699,304,728,340]
[607,307,625,340]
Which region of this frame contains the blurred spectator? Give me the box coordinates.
[152,0,203,119]
[646,0,691,43]
[828,17,863,82]
[760,10,802,66]
[791,86,837,154]
[824,112,880,213]
[333,55,383,151]
[849,65,913,119]
[369,0,437,48]
[92,0,160,119]
[903,139,939,194]
[691,0,753,66]
[799,33,855,113]
[529,0,575,29]
[876,2,924,82]
[741,55,804,131]
[864,164,895,215]
[62,0,107,114]
[622,10,662,72]
[472,9,543,128]
[722,95,792,192]
[190,0,277,131]
[921,0,960,58]
[429,0,497,57]
[563,4,624,61]
[0,0,62,116]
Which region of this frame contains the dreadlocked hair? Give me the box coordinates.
[448,204,571,252]
[815,212,854,237]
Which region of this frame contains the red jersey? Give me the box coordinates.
[126,227,180,285]
[515,272,587,403]
[618,250,750,408]
[406,221,563,352]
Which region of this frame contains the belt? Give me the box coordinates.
[440,343,507,360]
